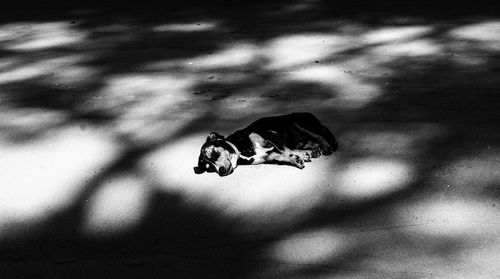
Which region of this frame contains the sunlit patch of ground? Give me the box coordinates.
[142,133,416,235]
[81,174,153,237]
[0,127,120,240]
[0,22,87,51]
[143,133,334,233]
[151,21,221,33]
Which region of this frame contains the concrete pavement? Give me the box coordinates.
[0,2,499,278]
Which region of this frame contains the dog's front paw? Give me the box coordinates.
[303,152,311,162]
[293,155,305,169]
[290,151,311,162]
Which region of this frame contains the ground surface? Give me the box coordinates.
[0,2,500,278]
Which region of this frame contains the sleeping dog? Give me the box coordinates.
[193,112,338,176]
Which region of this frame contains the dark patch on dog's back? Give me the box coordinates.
[228,112,337,151]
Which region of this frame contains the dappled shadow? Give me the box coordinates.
[1,1,500,278]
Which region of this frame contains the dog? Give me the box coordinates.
[193,112,338,176]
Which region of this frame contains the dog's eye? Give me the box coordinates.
[205,163,210,169]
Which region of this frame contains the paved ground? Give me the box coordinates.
[0,2,499,278]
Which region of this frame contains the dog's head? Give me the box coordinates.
[193,132,239,176]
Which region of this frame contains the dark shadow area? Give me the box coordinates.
[0,190,264,279]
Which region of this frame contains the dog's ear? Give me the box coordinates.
[206,132,224,142]
[194,166,205,174]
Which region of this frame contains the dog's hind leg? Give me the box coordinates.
[288,149,312,162]
[267,152,305,169]
[293,124,337,155]
[266,146,310,169]
[302,141,322,158]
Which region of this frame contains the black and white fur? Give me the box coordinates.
[194,112,338,176]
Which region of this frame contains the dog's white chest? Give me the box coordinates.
[248,133,274,164]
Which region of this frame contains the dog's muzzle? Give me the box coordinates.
[217,166,233,177]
